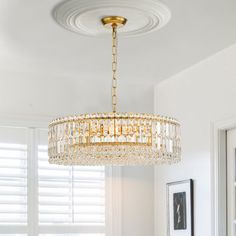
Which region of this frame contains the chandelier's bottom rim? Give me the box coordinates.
[48,142,181,166]
[48,147,181,166]
[49,157,181,166]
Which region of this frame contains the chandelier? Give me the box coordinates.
[48,16,181,165]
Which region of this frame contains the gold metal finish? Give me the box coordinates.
[101,16,127,27]
[72,142,152,147]
[101,16,127,112]
[111,24,118,112]
[49,113,180,127]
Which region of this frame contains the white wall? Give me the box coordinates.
[154,43,236,236]
[122,167,154,236]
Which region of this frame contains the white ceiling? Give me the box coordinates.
[0,0,236,118]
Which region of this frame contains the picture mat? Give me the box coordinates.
[167,181,192,236]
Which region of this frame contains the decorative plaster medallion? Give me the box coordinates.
[52,0,171,37]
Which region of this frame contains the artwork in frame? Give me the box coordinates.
[167,179,194,236]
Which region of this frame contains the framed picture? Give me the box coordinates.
[167,179,194,236]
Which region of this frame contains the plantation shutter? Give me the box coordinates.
[0,127,28,225]
[37,129,105,228]
[0,126,107,236]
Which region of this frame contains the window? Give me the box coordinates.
[0,125,119,236]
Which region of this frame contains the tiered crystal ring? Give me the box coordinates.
[48,15,181,166]
[48,112,181,165]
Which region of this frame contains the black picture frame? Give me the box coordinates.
[167,179,194,236]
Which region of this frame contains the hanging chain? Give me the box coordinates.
[111,24,118,113]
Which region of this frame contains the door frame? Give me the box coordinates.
[211,117,236,236]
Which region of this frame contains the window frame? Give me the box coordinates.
[0,116,122,236]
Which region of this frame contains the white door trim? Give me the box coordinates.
[211,117,236,236]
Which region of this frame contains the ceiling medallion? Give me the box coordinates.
[52,0,171,37]
[48,12,181,165]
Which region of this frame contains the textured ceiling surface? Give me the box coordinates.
[0,0,236,117]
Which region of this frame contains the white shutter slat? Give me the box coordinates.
[39,181,103,189]
[38,192,104,198]
[39,200,104,206]
[0,150,27,159]
[38,176,104,181]
[0,180,26,187]
[0,191,27,196]
[38,233,105,236]
[38,210,105,215]
[38,162,104,174]
[0,174,27,179]
[0,218,27,223]
[0,198,27,204]
[39,201,71,206]
[1,234,26,236]
[0,166,27,170]
[38,179,104,184]
[0,143,26,149]
[0,210,27,214]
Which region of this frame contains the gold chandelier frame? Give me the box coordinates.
[48,16,181,166]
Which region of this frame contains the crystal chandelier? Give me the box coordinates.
[48,16,181,165]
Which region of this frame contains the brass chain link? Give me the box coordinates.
[111,24,118,113]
